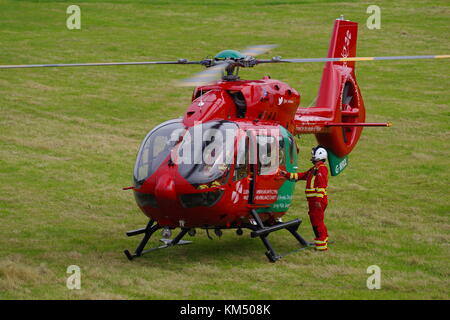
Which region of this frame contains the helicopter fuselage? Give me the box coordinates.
[132,77,303,228]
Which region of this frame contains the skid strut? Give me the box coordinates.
[124,212,310,262]
[248,210,310,262]
[123,220,192,261]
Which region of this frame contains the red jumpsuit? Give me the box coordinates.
[289,161,329,250]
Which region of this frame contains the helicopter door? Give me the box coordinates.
[252,127,298,213]
[250,132,285,206]
[232,134,252,204]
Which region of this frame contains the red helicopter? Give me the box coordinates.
[2,17,448,262]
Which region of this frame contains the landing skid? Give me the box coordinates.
[246,209,311,262]
[123,211,310,262]
[123,220,192,261]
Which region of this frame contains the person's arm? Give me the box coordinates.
[296,170,309,180]
[280,169,310,181]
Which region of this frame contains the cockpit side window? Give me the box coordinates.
[134,121,185,185]
[288,135,295,164]
[234,135,249,181]
[257,135,278,175]
[279,135,286,167]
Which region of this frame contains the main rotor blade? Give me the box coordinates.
[241,44,278,57]
[257,54,450,64]
[178,62,229,87]
[0,60,203,69]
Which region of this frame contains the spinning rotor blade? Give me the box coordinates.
[0,59,203,69]
[241,44,278,57]
[178,62,229,87]
[178,45,278,86]
[2,49,447,89]
[257,54,450,64]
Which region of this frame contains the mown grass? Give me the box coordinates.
[0,0,449,299]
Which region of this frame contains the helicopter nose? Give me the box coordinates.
[154,174,177,203]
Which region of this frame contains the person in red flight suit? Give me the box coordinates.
[280,145,329,251]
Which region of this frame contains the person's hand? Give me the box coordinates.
[279,170,289,178]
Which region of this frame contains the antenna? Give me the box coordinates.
[199,88,204,106]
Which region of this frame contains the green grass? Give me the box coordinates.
[0,0,449,299]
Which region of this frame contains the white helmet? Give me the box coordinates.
[311,146,328,162]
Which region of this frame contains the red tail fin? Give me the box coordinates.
[316,18,360,109]
[295,18,366,157]
[326,18,359,69]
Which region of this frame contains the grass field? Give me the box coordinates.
[0,0,449,300]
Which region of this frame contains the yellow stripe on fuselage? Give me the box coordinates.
[340,57,374,62]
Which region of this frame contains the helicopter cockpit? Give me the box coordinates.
[176,121,238,189]
[134,120,239,189]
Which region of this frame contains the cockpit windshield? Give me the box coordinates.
[134,119,185,185]
[176,121,238,188]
